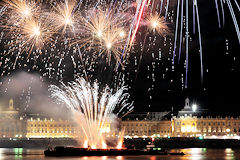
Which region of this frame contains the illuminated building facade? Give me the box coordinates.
[0,99,26,138]
[26,117,111,138]
[121,120,172,138]
[26,118,77,138]
[0,99,111,139]
[1,98,240,139]
[121,112,172,137]
[171,98,240,138]
[172,116,240,138]
[122,98,240,139]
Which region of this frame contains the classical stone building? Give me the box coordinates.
[0,99,111,139]
[121,120,172,137]
[121,112,172,137]
[172,116,240,138]
[1,98,240,139]
[0,99,26,138]
[172,98,240,138]
[26,117,77,138]
[122,98,240,139]
[25,117,111,138]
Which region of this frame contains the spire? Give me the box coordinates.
[184,97,190,109]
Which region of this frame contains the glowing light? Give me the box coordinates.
[192,104,197,112]
[152,21,158,28]
[106,42,112,49]
[117,140,123,149]
[64,18,71,25]
[23,8,30,16]
[102,141,107,149]
[83,140,88,148]
[33,27,41,36]
[97,31,103,37]
[117,156,122,160]
[119,31,125,37]
[225,148,233,153]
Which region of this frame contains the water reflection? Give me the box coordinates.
[0,148,239,160]
[0,148,6,160]
[224,148,234,160]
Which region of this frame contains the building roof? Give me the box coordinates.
[122,112,170,121]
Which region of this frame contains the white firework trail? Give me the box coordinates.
[226,0,240,44]
[173,0,203,88]
[49,77,133,149]
[215,0,240,44]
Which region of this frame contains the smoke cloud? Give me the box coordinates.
[0,71,70,118]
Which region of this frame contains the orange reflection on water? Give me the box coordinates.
[150,156,156,160]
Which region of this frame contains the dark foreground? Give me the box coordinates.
[44,146,184,156]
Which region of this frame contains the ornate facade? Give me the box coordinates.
[121,120,172,137]
[26,118,111,138]
[1,98,240,139]
[121,98,240,139]
[172,116,240,138]
[0,99,26,138]
[0,99,111,139]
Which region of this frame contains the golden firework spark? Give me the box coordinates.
[147,14,169,35]
[99,27,127,65]
[3,0,39,24]
[52,0,77,33]
[20,18,55,55]
[82,9,112,39]
[73,8,129,65]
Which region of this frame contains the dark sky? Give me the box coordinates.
[131,0,240,115]
[0,0,240,116]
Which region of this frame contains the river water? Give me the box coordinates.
[0,148,239,160]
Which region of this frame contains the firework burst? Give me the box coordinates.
[2,0,39,25]
[49,77,133,149]
[73,7,131,65]
[147,14,169,35]
[51,0,78,34]
[19,18,55,55]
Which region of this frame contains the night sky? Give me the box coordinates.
[0,0,239,117]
